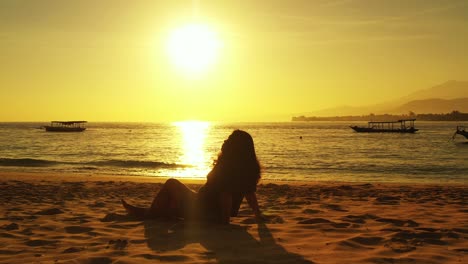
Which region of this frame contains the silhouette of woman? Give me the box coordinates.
[122,130,263,224]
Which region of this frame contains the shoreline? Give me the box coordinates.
[1,171,466,186]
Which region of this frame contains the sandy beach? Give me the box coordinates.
[0,172,466,264]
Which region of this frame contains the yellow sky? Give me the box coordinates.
[1,0,467,122]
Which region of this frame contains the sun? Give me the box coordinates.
[166,23,221,77]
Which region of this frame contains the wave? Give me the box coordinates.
[0,158,59,167]
[87,159,188,169]
[0,158,187,169]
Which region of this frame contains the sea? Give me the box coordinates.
[0,121,467,184]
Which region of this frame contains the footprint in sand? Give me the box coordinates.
[240,214,284,224]
[108,239,128,250]
[452,228,468,234]
[320,204,347,212]
[375,196,401,205]
[384,240,417,253]
[331,222,351,228]
[36,208,64,215]
[337,236,384,249]
[349,236,384,246]
[298,218,332,224]
[88,201,106,208]
[64,226,94,234]
[340,214,377,224]
[2,223,19,231]
[392,230,446,246]
[82,257,113,264]
[63,216,91,224]
[134,254,190,262]
[101,213,130,222]
[20,228,33,235]
[302,209,321,214]
[25,239,57,247]
[62,247,84,254]
[376,218,419,227]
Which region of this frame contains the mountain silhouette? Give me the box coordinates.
[401,80,468,101]
[302,81,468,116]
[391,98,468,114]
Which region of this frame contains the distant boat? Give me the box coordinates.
[453,126,468,140]
[350,119,418,133]
[44,121,87,132]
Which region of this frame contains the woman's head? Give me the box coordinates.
[221,130,255,158]
[215,130,261,183]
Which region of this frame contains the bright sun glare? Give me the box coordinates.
[166,23,221,77]
[173,121,211,177]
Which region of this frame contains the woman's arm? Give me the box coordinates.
[245,192,263,220]
[219,192,232,225]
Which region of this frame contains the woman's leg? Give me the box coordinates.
[122,178,195,219]
[147,178,195,218]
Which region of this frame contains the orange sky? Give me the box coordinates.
[1,0,467,122]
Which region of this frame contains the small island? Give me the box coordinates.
[292,110,468,122]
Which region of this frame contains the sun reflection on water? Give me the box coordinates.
[172,121,211,178]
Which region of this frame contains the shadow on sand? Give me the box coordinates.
[143,220,315,264]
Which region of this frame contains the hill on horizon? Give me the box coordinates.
[302,80,468,116]
[392,98,468,114]
[402,80,468,101]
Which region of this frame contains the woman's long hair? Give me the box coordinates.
[209,130,261,184]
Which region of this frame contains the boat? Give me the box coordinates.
[44,121,87,132]
[350,119,418,133]
[453,126,468,140]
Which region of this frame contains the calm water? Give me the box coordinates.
[0,122,467,184]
